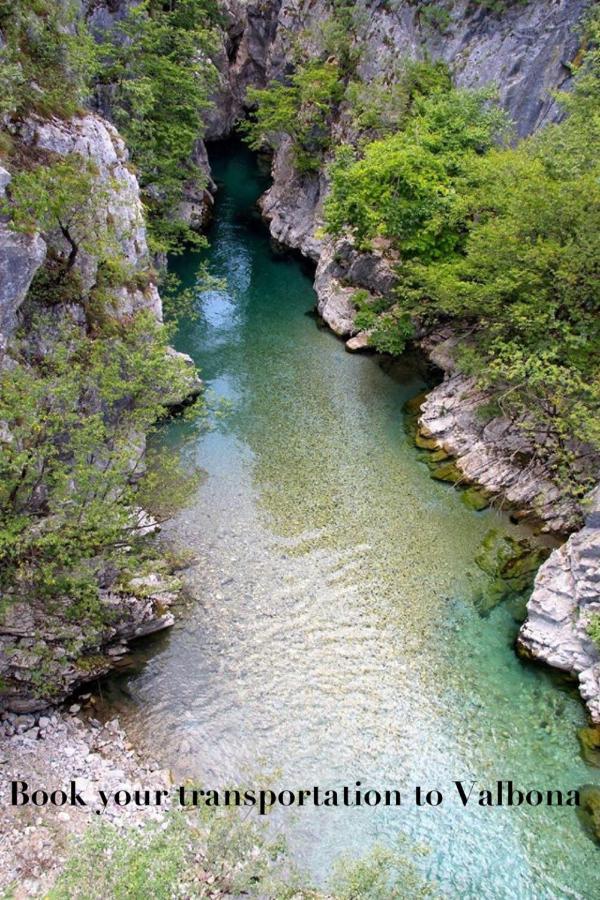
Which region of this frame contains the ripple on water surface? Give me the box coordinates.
[106,143,599,899]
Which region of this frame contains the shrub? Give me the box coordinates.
[96,0,220,254]
[241,62,345,172]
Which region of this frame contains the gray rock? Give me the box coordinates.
[0,166,47,346]
[518,488,600,721]
[418,371,582,535]
[20,113,162,321]
[345,332,371,353]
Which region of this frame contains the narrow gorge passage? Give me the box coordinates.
[105,142,597,898]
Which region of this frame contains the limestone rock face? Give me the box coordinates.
[418,372,582,535]
[0,167,46,351]
[258,137,323,260]
[20,113,162,321]
[178,139,217,231]
[345,331,371,353]
[518,491,600,721]
[0,569,181,713]
[313,241,359,337]
[357,0,589,138]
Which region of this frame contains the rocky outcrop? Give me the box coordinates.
[258,136,323,259]
[0,567,181,714]
[19,113,162,320]
[417,367,583,535]
[517,490,600,722]
[313,242,360,337]
[359,0,589,138]
[178,138,217,231]
[0,167,46,355]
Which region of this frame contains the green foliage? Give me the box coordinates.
[345,60,452,138]
[588,614,600,651]
[0,309,195,616]
[369,309,415,356]
[241,62,345,172]
[97,0,219,254]
[48,807,438,900]
[298,0,365,74]
[395,55,600,483]
[1,155,113,272]
[351,290,414,353]
[0,0,98,119]
[327,8,600,493]
[325,86,507,258]
[48,809,318,900]
[331,840,437,898]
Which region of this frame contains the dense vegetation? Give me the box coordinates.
[0,0,219,253]
[326,15,600,494]
[245,6,600,499]
[95,0,220,254]
[0,0,97,121]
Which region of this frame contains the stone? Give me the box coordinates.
[418,373,583,535]
[0,166,47,346]
[430,461,464,484]
[345,332,372,353]
[414,430,439,451]
[518,488,600,720]
[460,486,492,512]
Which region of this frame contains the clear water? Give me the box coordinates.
[107,142,598,898]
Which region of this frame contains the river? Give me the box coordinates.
[105,141,598,898]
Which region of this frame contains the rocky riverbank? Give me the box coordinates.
[0,704,172,896]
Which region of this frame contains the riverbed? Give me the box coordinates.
[105,142,598,898]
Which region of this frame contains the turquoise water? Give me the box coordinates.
[109,142,598,898]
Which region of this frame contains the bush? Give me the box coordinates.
[0,309,196,616]
[587,614,600,651]
[96,0,220,255]
[241,61,345,172]
[0,0,98,119]
[325,87,507,257]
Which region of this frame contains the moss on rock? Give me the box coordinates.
[430,460,464,484]
[578,727,600,768]
[461,486,492,511]
[578,785,600,844]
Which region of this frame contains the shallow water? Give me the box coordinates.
[107,142,598,898]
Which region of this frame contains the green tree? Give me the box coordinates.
[2,155,112,273]
[325,87,507,258]
[0,310,194,616]
[241,62,345,172]
[96,0,219,254]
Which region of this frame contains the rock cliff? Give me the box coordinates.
[518,491,600,723]
[0,112,161,353]
[0,112,194,712]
